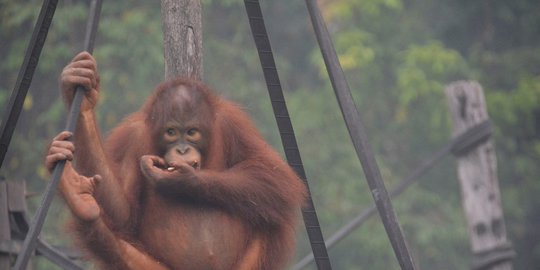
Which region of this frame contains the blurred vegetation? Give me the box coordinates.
[1,0,539,269]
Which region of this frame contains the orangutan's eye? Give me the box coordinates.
[185,128,202,142]
[166,128,177,136]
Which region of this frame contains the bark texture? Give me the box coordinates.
[446,81,514,270]
[160,0,202,80]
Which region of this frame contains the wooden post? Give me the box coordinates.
[445,81,514,270]
[160,0,203,80]
[0,180,11,269]
[1,180,32,269]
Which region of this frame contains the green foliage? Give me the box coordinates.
[395,41,468,137]
[322,0,403,20]
[335,30,375,71]
[1,0,539,269]
[488,75,540,129]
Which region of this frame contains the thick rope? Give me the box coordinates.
[293,120,492,269]
[304,0,416,269]
[13,1,103,269]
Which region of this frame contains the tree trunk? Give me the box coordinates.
[160,0,203,80]
[445,81,514,270]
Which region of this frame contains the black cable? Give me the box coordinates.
[243,1,333,269]
[293,120,493,269]
[0,0,59,168]
[36,240,85,270]
[303,0,417,269]
[13,0,103,268]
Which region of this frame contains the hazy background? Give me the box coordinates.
[1,0,539,269]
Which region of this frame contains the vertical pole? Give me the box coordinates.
[160,0,203,80]
[445,81,515,270]
[0,180,11,269]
